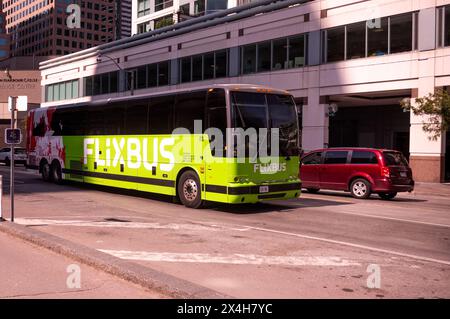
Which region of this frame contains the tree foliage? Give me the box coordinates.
[400,89,450,140]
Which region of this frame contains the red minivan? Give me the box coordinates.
[300,148,414,199]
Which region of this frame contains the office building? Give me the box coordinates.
[39,0,450,182]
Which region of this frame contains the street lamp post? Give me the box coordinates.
[97,54,134,95]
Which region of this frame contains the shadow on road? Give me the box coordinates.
[210,196,353,214]
[305,190,428,203]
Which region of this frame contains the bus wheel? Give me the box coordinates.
[41,162,51,182]
[51,161,63,184]
[178,171,203,209]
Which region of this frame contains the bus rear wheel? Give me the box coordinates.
[41,162,51,182]
[178,171,203,209]
[51,161,63,184]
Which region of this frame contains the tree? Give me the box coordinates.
[401,89,450,140]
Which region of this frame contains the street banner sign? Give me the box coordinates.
[8,96,28,111]
[5,128,22,145]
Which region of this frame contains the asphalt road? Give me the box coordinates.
[0,166,449,298]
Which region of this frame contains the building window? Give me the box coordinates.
[207,0,228,13]
[147,63,158,87]
[446,6,450,46]
[288,35,305,68]
[203,52,215,80]
[154,15,173,29]
[215,50,228,78]
[367,17,388,57]
[180,49,228,82]
[326,26,345,62]
[137,0,150,18]
[158,61,170,86]
[390,13,413,54]
[192,55,203,82]
[137,21,151,34]
[242,44,256,74]
[272,38,287,70]
[194,0,205,15]
[83,71,119,97]
[45,80,79,102]
[346,22,366,60]
[181,57,191,83]
[179,3,190,15]
[257,42,271,72]
[155,0,173,12]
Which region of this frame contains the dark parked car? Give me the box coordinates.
[300,148,414,199]
[0,147,27,166]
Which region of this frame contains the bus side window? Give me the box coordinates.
[125,102,149,135]
[174,91,206,133]
[86,108,105,136]
[51,109,63,136]
[206,89,227,157]
[104,104,125,135]
[148,95,174,135]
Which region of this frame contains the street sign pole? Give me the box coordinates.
[10,96,16,223]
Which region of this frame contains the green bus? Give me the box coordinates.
[27,84,301,208]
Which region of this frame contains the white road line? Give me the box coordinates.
[14,218,246,232]
[308,210,450,228]
[99,250,361,267]
[244,226,450,266]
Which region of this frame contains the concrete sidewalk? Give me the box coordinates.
[412,182,450,197]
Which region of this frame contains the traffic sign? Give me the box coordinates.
[5,128,22,144]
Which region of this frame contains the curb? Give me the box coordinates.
[0,221,230,299]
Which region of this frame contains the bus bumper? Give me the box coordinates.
[223,182,302,204]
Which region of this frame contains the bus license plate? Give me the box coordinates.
[259,186,269,193]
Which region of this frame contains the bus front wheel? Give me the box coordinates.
[178,171,203,209]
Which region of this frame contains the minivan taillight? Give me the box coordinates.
[381,167,390,178]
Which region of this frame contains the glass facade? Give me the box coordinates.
[46,11,424,99]
[323,12,415,63]
[84,71,119,97]
[46,80,79,102]
[127,61,170,90]
[180,49,229,83]
[241,34,306,75]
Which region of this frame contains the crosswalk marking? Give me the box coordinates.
[14,218,248,232]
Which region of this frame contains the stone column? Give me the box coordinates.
[301,88,329,152]
[409,7,446,182]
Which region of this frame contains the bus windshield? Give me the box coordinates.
[231,91,299,157]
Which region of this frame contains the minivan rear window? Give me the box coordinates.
[383,151,408,166]
[351,151,378,164]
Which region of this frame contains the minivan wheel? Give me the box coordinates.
[350,178,371,199]
[306,188,320,194]
[177,171,203,209]
[378,192,397,200]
